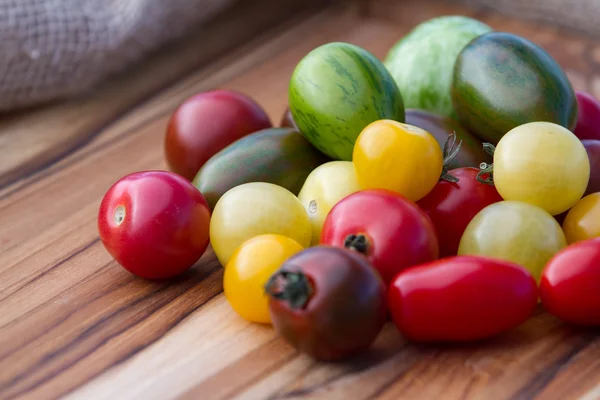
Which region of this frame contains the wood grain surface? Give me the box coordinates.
[1,0,600,399]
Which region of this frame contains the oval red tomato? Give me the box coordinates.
[540,238,600,326]
[388,256,538,342]
[583,139,600,196]
[164,89,272,180]
[320,189,438,285]
[98,171,211,279]
[417,167,503,257]
[574,91,600,141]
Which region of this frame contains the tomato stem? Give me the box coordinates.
[440,132,462,183]
[264,270,313,310]
[476,143,496,185]
[344,233,370,255]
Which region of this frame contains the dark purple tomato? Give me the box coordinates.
[574,91,600,141]
[583,139,600,196]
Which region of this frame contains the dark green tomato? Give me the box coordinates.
[451,32,577,144]
[405,108,491,169]
[265,246,387,362]
[193,127,329,210]
[280,106,299,130]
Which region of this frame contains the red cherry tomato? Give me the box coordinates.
[164,89,272,180]
[388,256,538,342]
[98,171,211,279]
[320,189,438,285]
[265,246,387,361]
[417,167,503,257]
[540,238,600,326]
[583,140,600,196]
[574,91,600,141]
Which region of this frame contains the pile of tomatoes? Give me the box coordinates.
[98,81,600,364]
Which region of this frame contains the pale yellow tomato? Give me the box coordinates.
[353,120,443,201]
[562,192,600,244]
[297,161,361,245]
[210,182,311,266]
[223,234,304,324]
[493,122,590,216]
[458,200,567,281]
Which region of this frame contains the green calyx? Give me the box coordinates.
[440,132,463,183]
[264,270,313,310]
[476,143,496,185]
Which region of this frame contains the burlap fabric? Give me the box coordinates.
[0,0,597,111]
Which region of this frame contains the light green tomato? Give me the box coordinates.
[458,201,567,281]
[384,16,491,118]
[297,161,361,245]
[210,182,312,266]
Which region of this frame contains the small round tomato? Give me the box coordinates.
[540,238,600,326]
[574,91,600,141]
[297,161,361,245]
[388,256,538,342]
[164,90,272,180]
[98,171,211,279]
[353,120,443,201]
[458,201,567,281]
[321,189,438,285]
[209,182,311,266]
[492,121,590,216]
[417,167,503,257]
[265,246,387,361]
[223,234,304,324]
[562,193,600,244]
[583,140,600,196]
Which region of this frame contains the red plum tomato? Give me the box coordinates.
[388,256,538,342]
[320,189,439,285]
[583,140,600,196]
[540,238,600,326]
[98,171,211,279]
[574,91,600,141]
[417,167,503,257]
[265,246,387,361]
[164,89,272,180]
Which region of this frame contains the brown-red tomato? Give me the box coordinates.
[164,89,272,180]
[582,139,600,196]
[98,171,211,279]
[574,91,600,141]
[388,256,538,342]
[320,189,438,285]
[417,167,503,257]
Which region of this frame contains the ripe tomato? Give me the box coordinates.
[265,246,387,361]
[540,238,600,326]
[562,193,600,244]
[458,201,567,281]
[164,89,272,180]
[583,140,600,196]
[492,121,590,216]
[297,161,361,245]
[98,171,211,279]
[321,189,438,284]
[223,234,304,324]
[353,120,443,201]
[388,256,538,342]
[209,182,311,266]
[574,91,600,141]
[417,167,503,257]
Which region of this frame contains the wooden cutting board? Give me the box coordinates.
[1,0,600,399]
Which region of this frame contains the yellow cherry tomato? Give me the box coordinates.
[493,122,590,216]
[210,182,311,266]
[458,200,567,282]
[297,161,361,245]
[224,234,304,324]
[353,120,443,201]
[562,192,600,244]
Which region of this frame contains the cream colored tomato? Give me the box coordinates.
[493,122,590,216]
[353,120,443,201]
[223,234,304,324]
[210,182,311,266]
[297,161,361,245]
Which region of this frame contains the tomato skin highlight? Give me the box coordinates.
[98,171,211,279]
[574,91,600,141]
[266,246,387,361]
[388,256,538,342]
[164,89,272,181]
[540,238,600,326]
[417,167,503,257]
[321,189,439,285]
